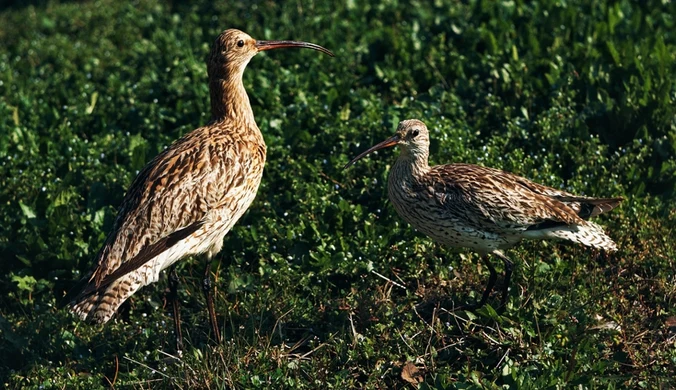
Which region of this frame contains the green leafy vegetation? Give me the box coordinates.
[1,0,674,388]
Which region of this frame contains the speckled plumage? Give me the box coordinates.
[69,29,333,328]
[346,119,622,307]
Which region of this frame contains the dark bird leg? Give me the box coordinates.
[478,255,498,308]
[494,252,513,309]
[203,259,221,343]
[168,264,183,354]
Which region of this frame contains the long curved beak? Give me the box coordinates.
[255,40,334,57]
[344,134,400,169]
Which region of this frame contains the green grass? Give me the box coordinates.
[1,0,675,388]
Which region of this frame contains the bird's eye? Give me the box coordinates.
[410,129,420,139]
[237,40,245,47]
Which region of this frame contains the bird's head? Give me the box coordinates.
[344,119,430,168]
[208,28,334,80]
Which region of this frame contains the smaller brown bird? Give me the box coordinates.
[345,119,622,308]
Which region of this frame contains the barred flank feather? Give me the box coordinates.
[527,221,618,252]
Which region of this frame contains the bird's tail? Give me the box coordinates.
[556,196,624,219]
[69,276,142,324]
[585,197,623,218]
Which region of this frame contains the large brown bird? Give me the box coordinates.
[68,29,333,349]
[345,119,622,308]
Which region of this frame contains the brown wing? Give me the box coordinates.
[490,167,623,219]
[84,123,262,289]
[425,163,585,231]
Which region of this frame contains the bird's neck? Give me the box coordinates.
[209,73,255,125]
[393,150,430,180]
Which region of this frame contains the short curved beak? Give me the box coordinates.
[255,40,335,57]
[344,134,400,169]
